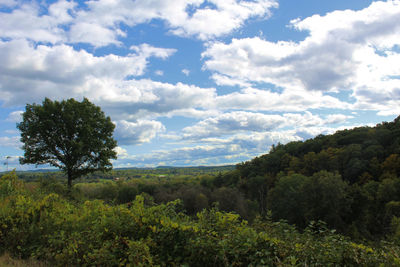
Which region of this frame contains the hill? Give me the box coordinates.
[214,115,400,239]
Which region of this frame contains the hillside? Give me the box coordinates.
[218,115,400,238]
[237,116,400,182]
[11,116,400,240]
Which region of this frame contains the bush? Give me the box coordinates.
[1,173,400,266]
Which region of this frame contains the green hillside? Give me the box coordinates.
[222,115,400,239]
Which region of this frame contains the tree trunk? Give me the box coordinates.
[67,169,72,188]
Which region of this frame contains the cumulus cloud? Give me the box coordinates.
[72,0,278,43]
[114,144,247,167]
[0,38,220,122]
[203,0,400,114]
[6,110,22,122]
[203,36,356,91]
[325,114,354,124]
[0,136,21,148]
[0,39,183,107]
[0,39,218,121]
[99,80,217,120]
[0,0,277,46]
[114,119,165,145]
[1,0,395,168]
[114,124,356,167]
[68,22,123,47]
[166,0,278,40]
[0,0,16,7]
[212,73,251,87]
[130,43,176,59]
[181,111,353,140]
[216,87,350,112]
[0,0,75,43]
[114,146,129,159]
[182,111,286,139]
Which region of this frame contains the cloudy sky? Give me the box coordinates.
[1,0,400,170]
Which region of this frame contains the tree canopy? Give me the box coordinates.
[17,98,117,187]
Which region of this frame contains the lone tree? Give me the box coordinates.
[17,98,117,187]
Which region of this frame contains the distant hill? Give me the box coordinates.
[210,115,400,239]
[236,115,400,184]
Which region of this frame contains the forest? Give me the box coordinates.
[3,116,400,265]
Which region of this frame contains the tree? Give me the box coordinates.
[268,173,308,227]
[17,98,117,187]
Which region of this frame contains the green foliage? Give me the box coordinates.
[0,171,25,197]
[268,173,309,227]
[8,114,400,264]
[231,115,400,238]
[116,184,138,204]
[17,98,117,187]
[2,173,399,266]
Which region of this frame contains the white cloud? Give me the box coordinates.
[99,80,217,120]
[115,144,245,167]
[325,114,353,124]
[181,111,353,140]
[0,39,217,120]
[6,110,22,122]
[114,146,129,159]
[203,36,356,92]
[0,0,75,43]
[114,119,165,145]
[216,87,350,112]
[0,136,21,148]
[182,69,190,76]
[167,0,278,40]
[1,0,395,169]
[182,111,286,139]
[148,122,363,166]
[161,108,220,119]
[71,0,278,43]
[68,22,123,47]
[155,70,164,76]
[114,126,339,167]
[291,1,400,49]
[0,0,278,47]
[0,0,277,46]
[130,43,176,59]
[203,0,400,115]
[211,73,251,87]
[0,39,181,107]
[0,39,219,122]
[0,0,16,7]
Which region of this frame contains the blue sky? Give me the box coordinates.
[1,0,400,170]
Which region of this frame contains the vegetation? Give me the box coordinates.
[230,115,400,240]
[1,171,399,266]
[0,252,46,267]
[17,98,117,187]
[5,110,400,265]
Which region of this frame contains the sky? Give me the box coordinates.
[1,0,400,170]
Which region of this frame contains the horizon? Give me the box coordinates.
[0,164,236,175]
[1,0,400,170]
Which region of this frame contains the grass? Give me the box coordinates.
[0,253,47,267]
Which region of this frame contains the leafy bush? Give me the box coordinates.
[1,173,400,266]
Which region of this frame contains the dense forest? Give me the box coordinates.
[3,116,400,265]
[234,115,400,239]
